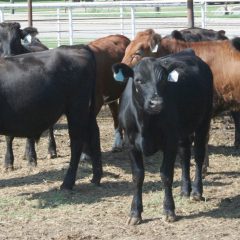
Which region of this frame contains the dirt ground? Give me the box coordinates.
[0,107,239,240]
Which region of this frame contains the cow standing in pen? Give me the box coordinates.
[0,44,102,189]
[0,22,57,170]
[113,49,213,224]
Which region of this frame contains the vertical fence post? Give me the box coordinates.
[130,7,135,39]
[201,0,206,28]
[68,7,73,45]
[120,7,123,35]
[57,8,61,46]
[0,9,4,22]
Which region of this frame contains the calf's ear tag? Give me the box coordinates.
[24,34,32,44]
[151,44,158,53]
[114,69,125,82]
[168,70,179,83]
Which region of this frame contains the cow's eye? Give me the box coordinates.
[135,49,144,56]
[135,78,144,84]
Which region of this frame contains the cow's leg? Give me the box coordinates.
[87,113,102,185]
[192,124,210,201]
[47,126,57,159]
[108,101,123,152]
[4,136,14,170]
[231,111,240,148]
[160,140,177,222]
[61,105,102,190]
[80,97,102,161]
[127,147,144,225]
[25,138,37,167]
[178,137,192,198]
[61,110,85,190]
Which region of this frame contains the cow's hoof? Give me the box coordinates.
[4,165,14,172]
[47,152,57,159]
[163,212,177,222]
[60,183,73,191]
[111,146,123,153]
[28,161,37,167]
[127,216,142,225]
[191,193,205,201]
[80,153,91,162]
[90,176,101,186]
[180,191,190,198]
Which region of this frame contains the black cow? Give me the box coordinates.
[0,22,56,169]
[112,49,213,224]
[0,45,102,189]
[171,27,228,42]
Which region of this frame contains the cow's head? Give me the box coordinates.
[113,58,178,114]
[121,29,162,67]
[0,22,28,56]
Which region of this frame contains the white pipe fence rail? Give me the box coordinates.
[0,0,239,48]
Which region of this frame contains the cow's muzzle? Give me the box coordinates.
[147,97,163,114]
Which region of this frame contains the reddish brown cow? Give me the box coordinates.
[88,34,130,151]
[122,29,240,113]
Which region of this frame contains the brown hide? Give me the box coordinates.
[88,35,130,113]
[122,29,240,113]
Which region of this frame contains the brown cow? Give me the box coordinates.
[89,34,130,152]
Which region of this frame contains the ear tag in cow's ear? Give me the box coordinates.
[151,44,158,53]
[168,70,179,83]
[114,69,125,82]
[24,34,32,44]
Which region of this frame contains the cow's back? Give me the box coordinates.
[0,46,96,137]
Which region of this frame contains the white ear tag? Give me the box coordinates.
[168,70,179,83]
[24,34,32,44]
[151,44,158,53]
[113,69,125,82]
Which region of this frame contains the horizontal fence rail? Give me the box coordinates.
[0,0,240,48]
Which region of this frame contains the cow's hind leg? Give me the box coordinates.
[61,105,102,190]
[108,101,123,152]
[192,123,210,201]
[231,111,240,148]
[88,113,102,185]
[4,136,14,170]
[178,137,192,198]
[128,147,144,225]
[47,126,57,159]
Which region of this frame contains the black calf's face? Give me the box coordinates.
[0,22,22,56]
[113,58,168,114]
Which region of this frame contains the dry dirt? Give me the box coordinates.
[0,107,239,240]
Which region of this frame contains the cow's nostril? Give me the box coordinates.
[150,99,160,107]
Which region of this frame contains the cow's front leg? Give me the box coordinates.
[160,141,177,222]
[4,136,14,170]
[25,138,37,167]
[127,147,144,225]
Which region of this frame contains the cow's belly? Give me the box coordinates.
[0,93,65,137]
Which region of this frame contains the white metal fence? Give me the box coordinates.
[0,0,240,48]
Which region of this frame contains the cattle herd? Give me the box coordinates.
[0,21,239,225]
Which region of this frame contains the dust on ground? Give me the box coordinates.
[0,107,239,240]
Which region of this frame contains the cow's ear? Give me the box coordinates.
[150,33,161,53]
[218,30,227,39]
[112,63,133,82]
[12,22,21,30]
[171,30,185,41]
